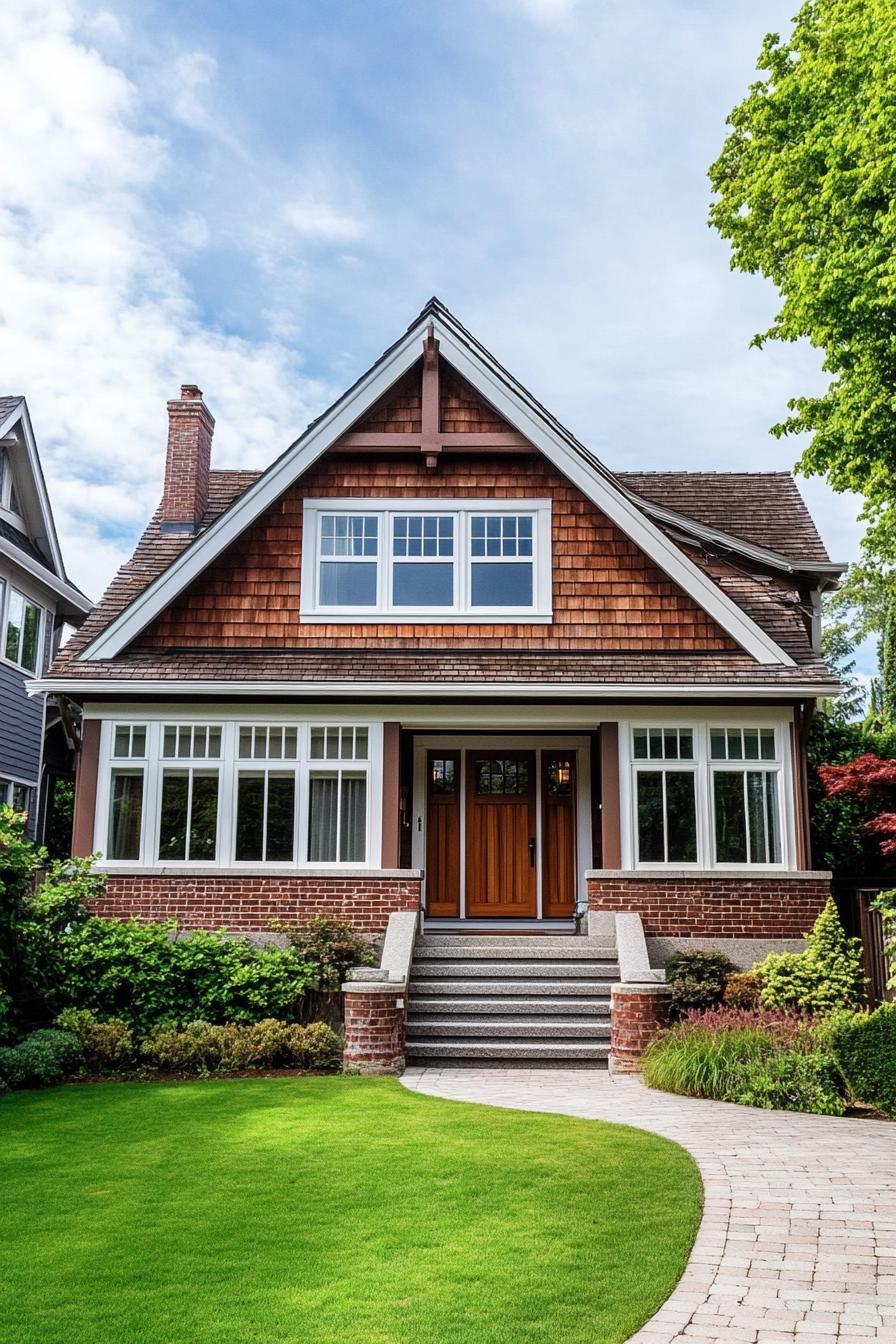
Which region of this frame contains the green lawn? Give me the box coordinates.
[0,1077,701,1344]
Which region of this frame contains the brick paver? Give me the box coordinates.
[402,1067,896,1343]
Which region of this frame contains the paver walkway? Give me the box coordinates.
[402,1066,896,1344]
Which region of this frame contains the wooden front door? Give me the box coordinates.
[465,750,537,917]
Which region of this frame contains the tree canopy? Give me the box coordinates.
[709,0,896,559]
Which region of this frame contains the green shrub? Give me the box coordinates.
[665,949,734,1017]
[275,917,375,990]
[731,1050,846,1116]
[138,1019,343,1075]
[643,1009,845,1115]
[0,1028,83,1089]
[755,898,866,1014]
[55,920,315,1033]
[723,971,762,1009]
[830,1002,896,1116]
[301,1021,344,1070]
[54,1009,135,1072]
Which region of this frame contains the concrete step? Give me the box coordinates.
[408,977,614,998]
[406,1018,610,1040]
[407,996,611,1017]
[414,945,615,963]
[404,1040,611,1063]
[415,936,614,955]
[410,960,618,980]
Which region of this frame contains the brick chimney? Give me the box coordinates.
[160,384,215,535]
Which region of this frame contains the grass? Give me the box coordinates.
[0,1077,702,1344]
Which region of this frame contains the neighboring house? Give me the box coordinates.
[33,300,844,965]
[0,397,92,834]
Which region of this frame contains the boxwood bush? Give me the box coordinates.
[829,1002,896,1116]
[665,949,735,1017]
[0,1029,83,1090]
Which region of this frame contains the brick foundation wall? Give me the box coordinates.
[92,875,421,934]
[588,876,830,939]
[342,984,406,1075]
[610,984,673,1073]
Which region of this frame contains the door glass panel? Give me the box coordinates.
[475,758,530,795]
[546,757,573,796]
[430,758,457,793]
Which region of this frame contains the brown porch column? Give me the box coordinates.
[381,722,401,869]
[599,723,621,870]
[71,718,101,857]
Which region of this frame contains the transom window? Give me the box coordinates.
[302,499,551,619]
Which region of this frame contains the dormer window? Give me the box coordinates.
[301,498,552,622]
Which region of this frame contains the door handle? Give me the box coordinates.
[528,837,536,868]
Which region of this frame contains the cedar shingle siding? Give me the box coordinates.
[140,453,734,652]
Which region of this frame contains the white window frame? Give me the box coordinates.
[631,737,700,868]
[1,583,43,674]
[94,714,382,872]
[300,497,553,622]
[0,447,24,524]
[709,728,784,869]
[621,717,793,872]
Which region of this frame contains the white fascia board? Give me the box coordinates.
[80,307,793,666]
[0,401,66,578]
[27,677,836,700]
[0,535,93,613]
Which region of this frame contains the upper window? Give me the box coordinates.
[301,499,551,620]
[0,449,22,518]
[4,589,42,673]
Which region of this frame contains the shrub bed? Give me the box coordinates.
[0,1010,343,1091]
[642,1008,847,1116]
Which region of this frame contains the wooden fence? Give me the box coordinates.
[833,884,894,1005]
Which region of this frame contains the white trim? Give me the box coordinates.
[618,716,795,873]
[78,306,793,665]
[301,497,552,621]
[0,401,66,580]
[94,715,384,872]
[28,677,835,700]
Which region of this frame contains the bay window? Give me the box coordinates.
[301,499,551,619]
[629,722,788,869]
[99,719,377,868]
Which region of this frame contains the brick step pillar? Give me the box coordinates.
[609,983,672,1074]
[342,970,406,1075]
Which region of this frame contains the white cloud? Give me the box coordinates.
[281,196,365,243]
[0,0,331,599]
[496,0,578,24]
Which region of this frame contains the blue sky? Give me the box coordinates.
[0,1,869,667]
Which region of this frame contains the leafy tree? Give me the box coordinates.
[819,614,865,721]
[882,593,896,723]
[807,717,896,876]
[709,1,896,560]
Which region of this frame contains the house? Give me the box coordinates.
[32,300,843,977]
[0,397,92,835]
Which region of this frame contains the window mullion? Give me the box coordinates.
[262,770,270,863]
[185,769,195,862]
[661,770,669,863]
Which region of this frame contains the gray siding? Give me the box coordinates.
[0,656,43,783]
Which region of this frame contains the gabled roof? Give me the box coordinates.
[0,397,92,619]
[77,299,801,667]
